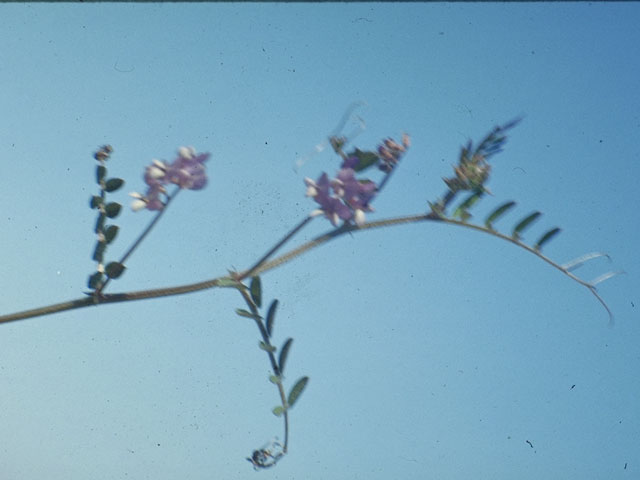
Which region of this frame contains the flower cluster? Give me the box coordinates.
[130,147,210,211]
[377,134,410,172]
[304,134,410,227]
[304,168,377,227]
[443,151,491,194]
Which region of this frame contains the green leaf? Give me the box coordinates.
[104,225,119,244]
[348,148,380,172]
[266,299,278,337]
[235,308,260,320]
[92,241,106,262]
[534,227,561,251]
[87,271,103,289]
[94,213,106,234]
[90,195,103,209]
[452,191,483,220]
[96,165,107,183]
[272,405,285,417]
[104,202,122,218]
[269,375,282,385]
[105,261,126,279]
[484,201,516,228]
[278,338,293,374]
[259,341,277,353]
[287,376,309,407]
[512,211,541,239]
[250,276,262,308]
[105,178,124,192]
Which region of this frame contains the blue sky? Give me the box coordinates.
[0,3,638,479]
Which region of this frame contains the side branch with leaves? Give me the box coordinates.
[0,114,622,468]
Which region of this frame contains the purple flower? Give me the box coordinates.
[305,169,378,227]
[305,173,352,226]
[131,147,210,211]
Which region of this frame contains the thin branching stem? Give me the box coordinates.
[236,215,314,282]
[0,211,613,324]
[237,286,290,454]
[97,187,181,294]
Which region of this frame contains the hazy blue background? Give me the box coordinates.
[0,3,638,479]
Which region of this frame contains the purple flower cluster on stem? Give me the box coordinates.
[304,133,409,227]
[130,147,210,211]
[304,169,376,227]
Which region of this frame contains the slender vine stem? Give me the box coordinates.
[0,211,613,324]
[236,286,290,455]
[97,187,181,294]
[236,215,314,282]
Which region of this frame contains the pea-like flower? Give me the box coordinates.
[130,147,210,211]
[305,169,377,227]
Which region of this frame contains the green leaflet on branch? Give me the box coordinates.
[485,201,516,229]
[287,377,309,407]
[259,341,277,353]
[87,271,103,289]
[236,308,261,320]
[250,276,262,308]
[347,148,380,172]
[105,262,125,279]
[452,191,484,221]
[104,202,122,218]
[278,338,293,374]
[534,227,561,251]
[92,241,106,263]
[90,195,103,209]
[512,211,541,239]
[96,165,106,183]
[266,299,278,337]
[104,225,119,244]
[105,178,125,192]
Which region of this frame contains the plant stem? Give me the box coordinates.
[237,286,290,454]
[235,215,314,281]
[97,187,181,294]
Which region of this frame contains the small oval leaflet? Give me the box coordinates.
[287,376,309,407]
[266,299,278,337]
[534,227,561,251]
[259,341,277,353]
[250,276,262,308]
[485,201,516,228]
[90,195,103,209]
[453,191,483,220]
[105,178,124,193]
[272,406,285,417]
[104,225,119,244]
[87,271,103,289]
[92,241,106,262]
[236,308,260,320]
[104,202,122,218]
[96,165,107,183]
[278,338,293,374]
[512,211,541,238]
[105,261,126,279]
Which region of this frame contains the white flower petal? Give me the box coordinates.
[131,199,147,211]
